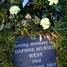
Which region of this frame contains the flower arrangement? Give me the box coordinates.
[0,0,62,37]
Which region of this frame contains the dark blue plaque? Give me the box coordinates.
[14,36,57,67]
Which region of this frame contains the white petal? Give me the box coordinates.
[49,1,53,5]
[40,18,50,30]
[39,35,42,41]
[43,25,50,30]
[54,0,58,4]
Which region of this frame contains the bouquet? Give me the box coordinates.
[0,0,62,37]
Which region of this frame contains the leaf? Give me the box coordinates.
[9,0,15,4]
[51,32,58,39]
[0,23,4,31]
[5,23,11,29]
[0,0,5,4]
[34,15,40,24]
[9,0,18,4]
[43,32,51,40]
[0,4,5,22]
[56,6,62,12]
[39,34,42,41]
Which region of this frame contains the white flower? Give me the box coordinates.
[40,18,50,30]
[9,6,20,15]
[48,0,58,5]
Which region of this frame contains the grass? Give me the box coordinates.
[0,21,67,67]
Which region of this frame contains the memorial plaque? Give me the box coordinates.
[14,36,57,67]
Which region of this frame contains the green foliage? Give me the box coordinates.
[0,29,14,67]
[0,3,5,22]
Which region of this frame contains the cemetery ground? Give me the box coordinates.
[0,0,67,67]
